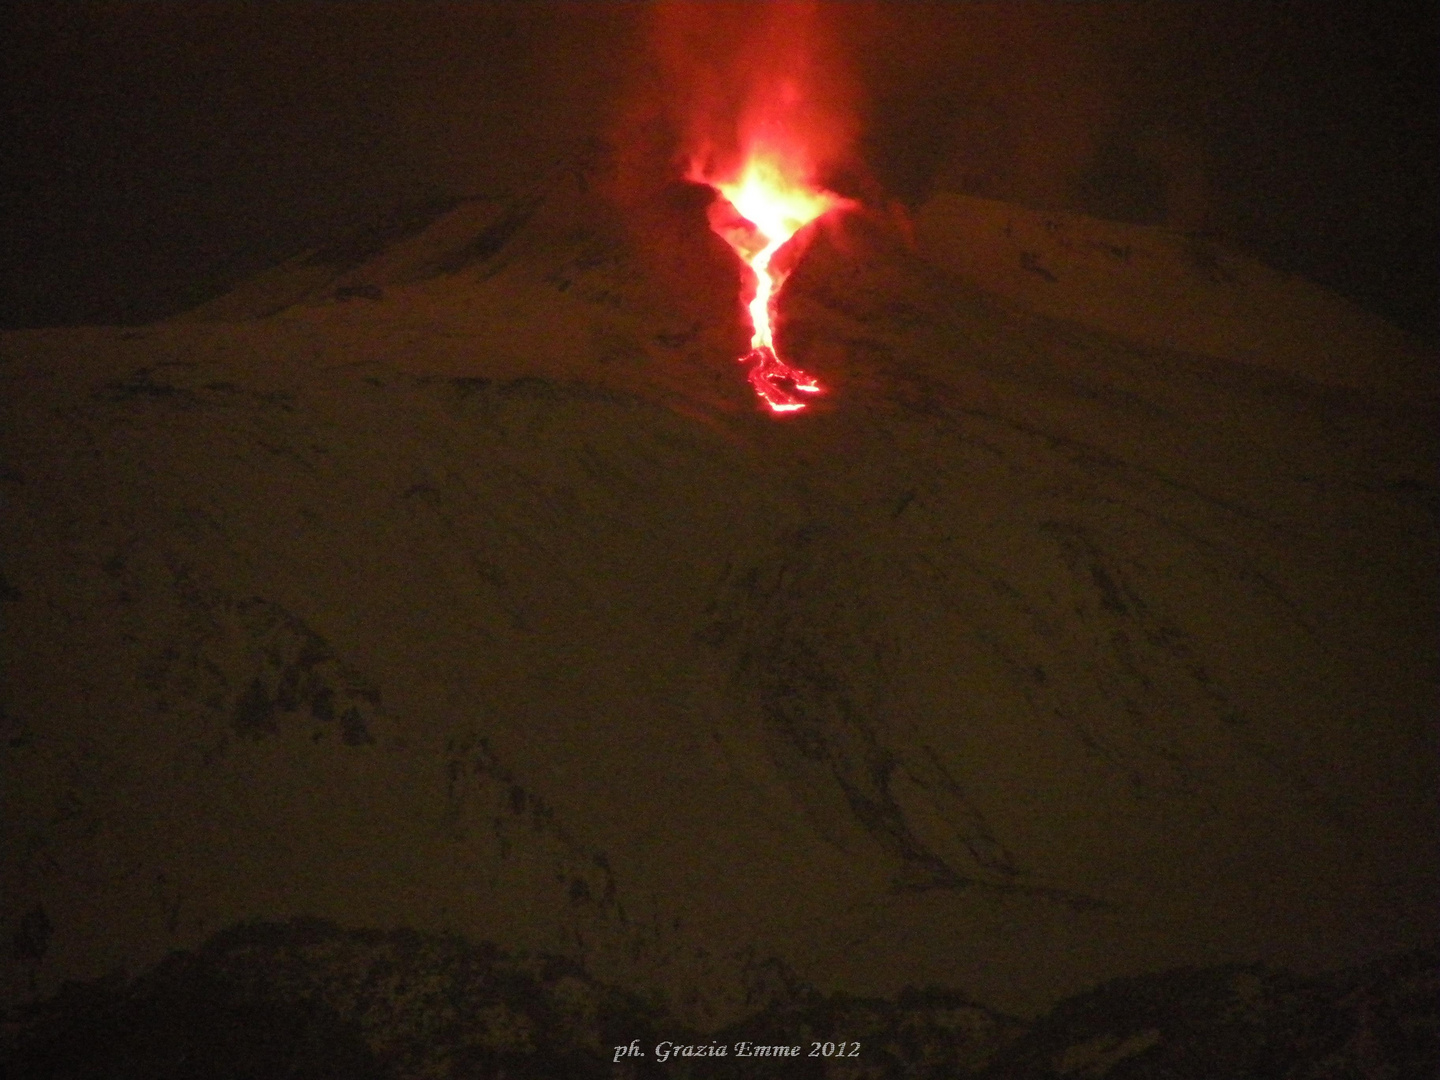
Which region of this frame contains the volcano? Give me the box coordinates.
[2,150,1436,1065]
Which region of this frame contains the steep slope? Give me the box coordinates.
[913,192,1436,397]
[2,163,1435,1027]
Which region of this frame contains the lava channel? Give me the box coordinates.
[692,153,850,413]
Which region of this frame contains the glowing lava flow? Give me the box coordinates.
[693,154,849,412]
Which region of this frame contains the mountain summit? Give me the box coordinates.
[2,159,1435,1029]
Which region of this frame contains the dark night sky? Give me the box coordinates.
[2,1,1436,338]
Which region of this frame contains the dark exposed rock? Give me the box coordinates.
[983,946,1440,1079]
[144,595,384,748]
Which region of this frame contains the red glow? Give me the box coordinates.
[690,151,850,413]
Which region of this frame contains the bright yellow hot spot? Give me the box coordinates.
[717,156,842,258]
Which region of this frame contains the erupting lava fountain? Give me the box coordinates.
[690,151,852,413]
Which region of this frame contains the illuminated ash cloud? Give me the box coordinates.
[624,1,865,413]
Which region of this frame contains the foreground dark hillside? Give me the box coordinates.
[5,919,1435,1079]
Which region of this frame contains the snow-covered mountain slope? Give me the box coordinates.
[914,192,1436,398]
[3,165,1435,1026]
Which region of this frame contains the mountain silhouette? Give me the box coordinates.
[2,154,1435,1050]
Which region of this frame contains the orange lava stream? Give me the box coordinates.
[695,153,848,413]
